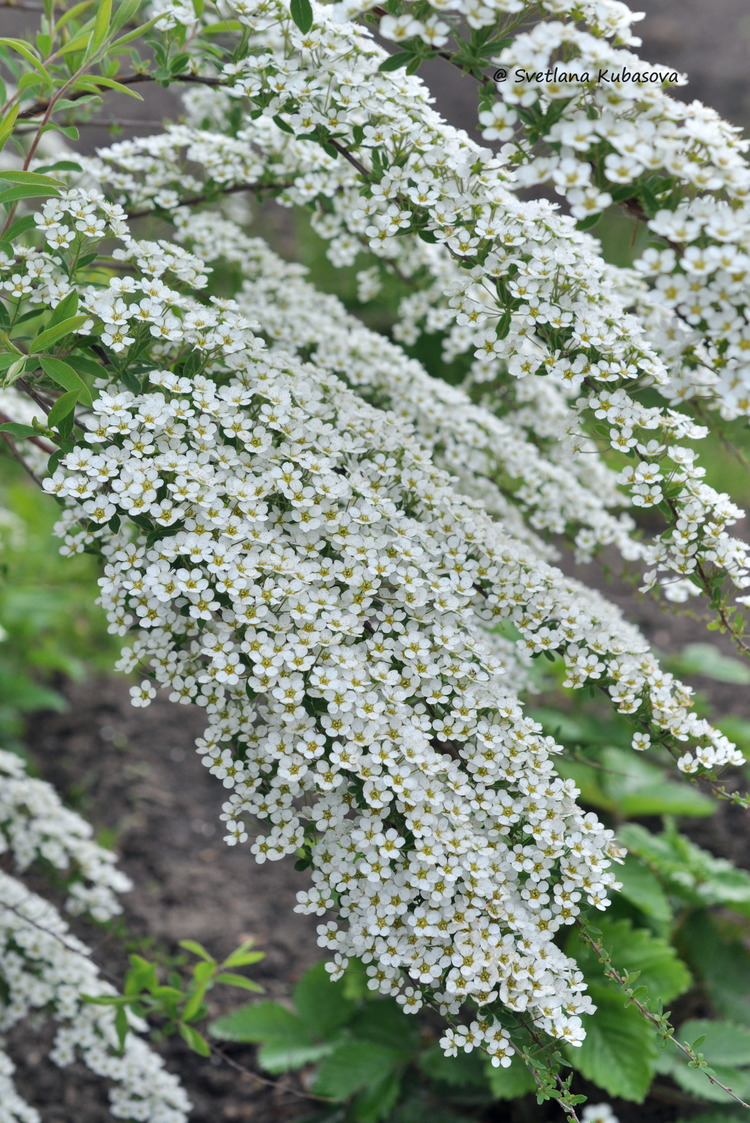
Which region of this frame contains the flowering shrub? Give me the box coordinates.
[2,0,750,1116]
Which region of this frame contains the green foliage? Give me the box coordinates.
[667,643,750,684]
[0,473,117,749]
[86,938,264,1056]
[656,1020,750,1103]
[211,962,504,1122]
[619,821,750,917]
[572,984,659,1102]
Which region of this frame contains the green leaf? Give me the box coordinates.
[615,855,673,932]
[313,1040,402,1099]
[0,184,61,207]
[484,1054,537,1099]
[418,1045,491,1090]
[678,1020,750,1067]
[347,999,418,1052]
[293,962,355,1038]
[620,782,714,818]
[114,1005,129,1050]
[179,1023,211,1056]
[179,939,212,961]
[39,356,93,407]
[378,51,412,72]
[47,389,79,429]
[353,1069,402,1123]
[568,918,691,1004]
[223,942,265,968]
[620,824,750,916]
[257,1039,335,1074]
[679,913,750,1026]
[0,214,37,251]
[657,1020,750,1102]
[91,0,113,52]
[0,38,52,81]
[214,972,264,992]
[210,1000,306,1043]
[567,984,658,1101]
[289,0,313,33]
[0,104,19,152]
[29,315,89,353]
[668,643,750,684]
[0,422,39,439]
[0,170,64,188]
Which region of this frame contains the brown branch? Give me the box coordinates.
[17,72,225,121]
[127,179,295,219]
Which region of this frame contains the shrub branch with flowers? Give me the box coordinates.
[2,0,750,1117]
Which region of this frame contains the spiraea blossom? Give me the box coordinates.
[72,0,750,611]
[0,752,191,1122]
[3,184,731,1063]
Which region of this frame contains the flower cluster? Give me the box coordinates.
[73,0,750,610]
[0,752,190,1122]
[8,184,732,1061]
[0,749,131,920]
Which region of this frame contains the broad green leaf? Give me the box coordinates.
[313,1040,402,1099]
[567,984,658,1101]
[418,1045,491,1090]
[568,918,691,1004]
[615,855,673,932]
[658,1023,750,1104]
[347,998,418,1051]
[676,1111,750,1123]
[352,1069,402,1123]
[293,962,355,1038]
[620,782,714,818]
[29,314,88,353]
[668,643,750,684]
[668,1063,750,1104]
[39,356,93,407]
[289,0,313,33]
[485,1054,537,1099]
[620,824,750,916]
[679,913,750,1026]
[678,1020,750,1067]
[257,1039,335,1074]
[210,1000,306,1043]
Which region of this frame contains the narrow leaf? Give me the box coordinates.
[47,389,79,428]
[30,314,88,353]
[289,0,313,33]
[39,356,93,407]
